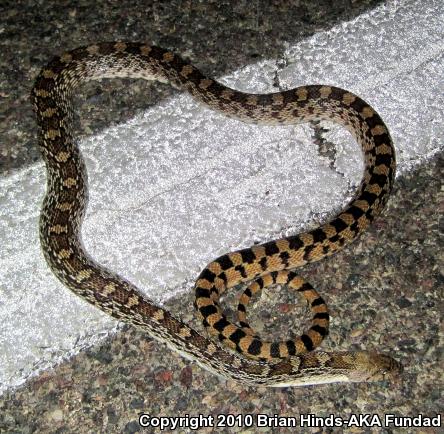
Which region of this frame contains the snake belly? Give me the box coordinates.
[32,41,402,386]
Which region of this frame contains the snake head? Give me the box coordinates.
[349,351,403,383]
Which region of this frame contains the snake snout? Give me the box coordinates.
[348,351,403,383]
[368,352,403,382]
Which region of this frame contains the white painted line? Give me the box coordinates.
[0,0,442,394]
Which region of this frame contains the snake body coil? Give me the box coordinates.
[32,42,402,386]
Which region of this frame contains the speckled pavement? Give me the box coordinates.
[1,0,443,433]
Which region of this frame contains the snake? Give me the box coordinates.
[32,41,402,387]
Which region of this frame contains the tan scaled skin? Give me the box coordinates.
[33,42,401,386]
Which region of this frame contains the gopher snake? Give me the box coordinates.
[32,42,402,386]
